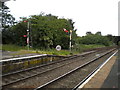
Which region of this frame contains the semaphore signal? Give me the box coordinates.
[63,28,68,33]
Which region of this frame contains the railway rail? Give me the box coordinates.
[2,50,96,88]
[2,48,117,89]
[35,49,117,89]
[74,50,118,89]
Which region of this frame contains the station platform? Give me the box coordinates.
[101,52,119,89]
[80,50,119,89]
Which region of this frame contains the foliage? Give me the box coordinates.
[1,3,16,29]
[77,34,112,46]
[105,35,120,45]
[2,3,16,45]
[72,44,105,52]
[2,4,117,51]
[3,13,77,49]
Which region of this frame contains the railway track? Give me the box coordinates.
[2,48,116,89]
[2,50,96,88]
[74,50,118,89]
[35,49,117,89]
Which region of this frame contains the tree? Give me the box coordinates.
[4,13,77,49]
[78,33,113,46]
[113,36,120,45]
[86,31,93,35]
[106,35,120,45]
[2,2,16,44]
[95,31,101,35]
[1,3,16,29]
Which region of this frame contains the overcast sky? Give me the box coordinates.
[5,0,119,36]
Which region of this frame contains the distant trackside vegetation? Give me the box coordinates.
[1,3,120,55]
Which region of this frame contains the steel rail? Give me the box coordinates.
[73,50,118,90]
[2,51,96,88]
[35,49,116,89]
[2,56,82,87]
[2,50,95,77]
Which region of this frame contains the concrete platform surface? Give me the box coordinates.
[81,50,119,89]
[101,51,119,88]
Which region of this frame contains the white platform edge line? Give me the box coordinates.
[77,50,118,89]
[1,50,95,62]
[0,54,47,62]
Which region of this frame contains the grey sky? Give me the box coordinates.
[5,0,119,36]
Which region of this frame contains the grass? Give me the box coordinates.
[1,44,73,56]
[1,44,105,56]
[72,44,105,52]
[2,44,28,51]
[80,44,105,49]
[36,49,71,56]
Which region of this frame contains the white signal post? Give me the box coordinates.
[20,17,30,50]
[27,21,30,50]
[69,30,72,51]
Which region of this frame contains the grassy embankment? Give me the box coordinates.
[1,44,105,56]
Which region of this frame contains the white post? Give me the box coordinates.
[27,21,30,50]
[70,30,72,51]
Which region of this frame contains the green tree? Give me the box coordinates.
[2,2,16,44]
[95,31,101,35]
[4,13,77,49]
[1,3,16,29]
[86,31,93,35]
[78,33,112,46]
